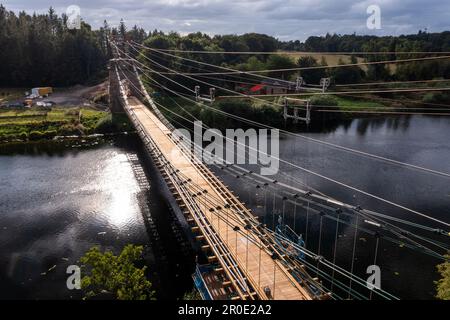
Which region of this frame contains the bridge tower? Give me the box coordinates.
[108,59,125,114]
[108,36,138,114]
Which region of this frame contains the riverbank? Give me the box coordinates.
[154,94,389,131]
[155,92,449,133]
[0,106,133,144]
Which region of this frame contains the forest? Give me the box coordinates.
[1,4,449,89]
[0,5,107,87]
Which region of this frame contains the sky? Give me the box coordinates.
[4,0,450,40]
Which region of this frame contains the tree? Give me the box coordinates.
[331,56,365,84]
[436,255,450,300]
[80,244,155,300]
[119,18,126,38]
[182,289,202,300]
[297,56,327,84]
[266,55,297,80]
[0,5,106,87]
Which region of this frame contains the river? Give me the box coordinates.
[212,114,450,299]
[0,115,449,300]
[0,136,194,300]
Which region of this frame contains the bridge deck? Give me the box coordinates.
[127,96,312,300]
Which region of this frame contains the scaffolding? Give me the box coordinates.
[195,85,216,103]
[283,97,311,124]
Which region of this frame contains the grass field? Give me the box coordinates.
[280,52,367,70]
[0,106,112,141]
[279,52,397,73]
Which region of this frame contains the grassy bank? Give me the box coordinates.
[153,93,390,130]
[0,106,133,143]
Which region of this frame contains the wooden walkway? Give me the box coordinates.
[125,95,312,300]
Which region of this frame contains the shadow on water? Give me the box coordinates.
[126,136,197,300]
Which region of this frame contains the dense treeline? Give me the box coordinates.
[139,29,450,99]
[293,32,450,54]
[0,5,108,87]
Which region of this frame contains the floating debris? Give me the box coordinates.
[47,265,56,272]
[97,231,106,235]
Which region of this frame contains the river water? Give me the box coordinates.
[213,115,450,300]
[0,136,194,300]
[0,115,449,300]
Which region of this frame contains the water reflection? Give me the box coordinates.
[100,152,140,228]
[355,116,412,136]
[0,142,148,299]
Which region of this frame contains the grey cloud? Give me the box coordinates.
[4,0,450,40]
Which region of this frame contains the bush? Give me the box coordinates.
[436,255,450,300]
[58,124,85,136]
[422,92,450,104]
[80,245,154,300]
[94,114,114,133]
[19,131,28,140]
[310,94,338,106]
[29,131,45,141]
[43,130,57,139]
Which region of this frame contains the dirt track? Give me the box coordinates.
[34,82,107,106]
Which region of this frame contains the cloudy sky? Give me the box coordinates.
[4,0,450,40]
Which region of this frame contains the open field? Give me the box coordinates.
[280,52,367,70]
[280,51,398,73]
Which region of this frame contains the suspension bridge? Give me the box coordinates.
[108,38,450,300]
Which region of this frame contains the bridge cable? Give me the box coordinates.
[145,47,450,56]
[124,42,450,182]
[131,41,450,75]
[117,59,450,255]
[125,59,450,228]
[143,83,445,258]
[120,60,450,238]
[141,47,450,111]
[331,214,341,292]
[348,214,360,299]
[124,63,450,238]
[114,62,406,300]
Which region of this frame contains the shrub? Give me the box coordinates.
[80,245,154,300]
[29,130,45,141]
[436,255,450,300]
[94,114,114,133]
[43,130,57,139]
[310,94,338,106]
[422,92,450,104]
[19,131,28,140]
[58,124,81,136]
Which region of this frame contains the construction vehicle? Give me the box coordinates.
[27,87,53,99]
